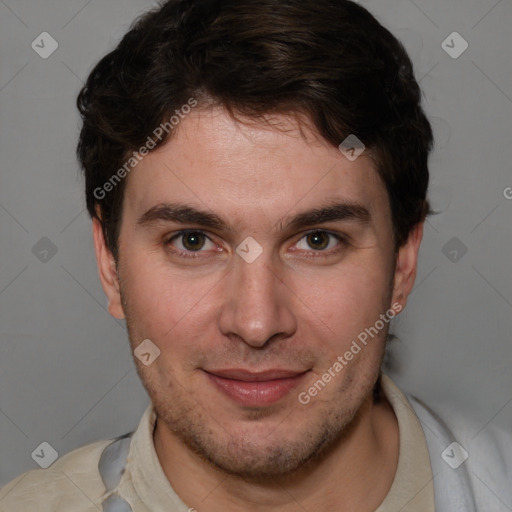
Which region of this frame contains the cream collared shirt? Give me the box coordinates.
[0,375,435,511]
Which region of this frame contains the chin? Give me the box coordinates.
[161,399,360,481]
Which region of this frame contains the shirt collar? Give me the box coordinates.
[122,374,435,511]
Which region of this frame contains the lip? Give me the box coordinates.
[204,368,309,407]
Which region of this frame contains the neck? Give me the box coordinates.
[153,391,399,512]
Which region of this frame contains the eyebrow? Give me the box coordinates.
[281,201,371,231]
[137,201,371,232]
[138,204,225,230]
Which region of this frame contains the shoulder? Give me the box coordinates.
[0,438,112,512]
[410,394,512,465]
[408,394,512,511]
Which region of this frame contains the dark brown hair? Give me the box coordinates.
[77,0,433,258]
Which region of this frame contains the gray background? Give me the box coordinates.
[0,0,511,494]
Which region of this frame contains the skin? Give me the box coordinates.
[93,107,423,511]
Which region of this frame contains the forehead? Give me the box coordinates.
[122,108,389,228]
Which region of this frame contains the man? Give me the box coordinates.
[1,0,510,510]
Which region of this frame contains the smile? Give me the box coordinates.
[203,368,310,407]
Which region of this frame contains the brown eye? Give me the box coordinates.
[306,231,330,250]
[168,231,215,253]
[180,231,206,251]
[294,230,344,256]
[165,230,222,261]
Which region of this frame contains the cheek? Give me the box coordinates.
[120,251,220,343]
[292,260,393,343]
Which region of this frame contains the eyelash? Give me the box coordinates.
[164,230,216,259]
[294,231,348,258]
[164,229,348,259]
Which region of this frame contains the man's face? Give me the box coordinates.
[96,107,419,479]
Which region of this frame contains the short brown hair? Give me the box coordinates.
[77,0,433,258]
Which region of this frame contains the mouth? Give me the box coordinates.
[203,368,310,407]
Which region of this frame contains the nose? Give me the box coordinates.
[218,252,297,348]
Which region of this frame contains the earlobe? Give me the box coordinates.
[92,217,125,320]
[391,222,424,311]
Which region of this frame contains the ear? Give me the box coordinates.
[92,217,125,319]
[391,222,424,311]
